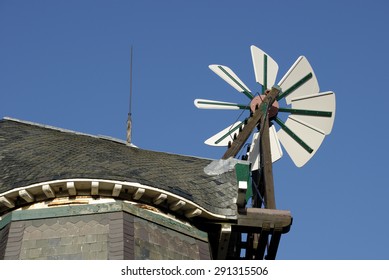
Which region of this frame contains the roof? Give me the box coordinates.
[0,117,239,218]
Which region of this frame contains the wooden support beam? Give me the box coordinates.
[19,189,34,203]
[66,181,77,196]
[222,86,280,159]
[255,226,270,260]
[42,184,55,198]
[132,188,145,200]
[112,184,122,197]
[237,181,248,207]
[217,224,232,260]
[260,117,276,209]
[224,231,240,259]
[244,233,255,259]
[185,208,202,218]
[0,196,15,208]
[238,208,292,230]
[91,181,99,195]
[265,228,282,260]
[153,193,167,205]
[169,200,186,211]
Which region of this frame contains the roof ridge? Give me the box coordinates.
[3,116,134,146]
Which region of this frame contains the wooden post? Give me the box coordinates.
[222,86,281,159]
[260,116,276,209]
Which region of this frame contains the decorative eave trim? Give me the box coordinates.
[0,178,236,220]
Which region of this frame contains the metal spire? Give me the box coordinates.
[126,46,133,145]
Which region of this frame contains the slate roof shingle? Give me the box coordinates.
[0,118,238,218]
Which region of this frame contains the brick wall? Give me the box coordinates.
[133,215,210,260]
[0,206,211,260]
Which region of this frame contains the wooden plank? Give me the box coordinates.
[260,118,276,209]
[237,208,292,229]
[244,233,255,259]
[265,228,282,260]
[255,227,270,260]
[222,86,281,159]
[18,190,34,203]
[185,208,202,218]
[217,224,231,260]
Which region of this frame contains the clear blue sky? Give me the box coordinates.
[1,0,388,259]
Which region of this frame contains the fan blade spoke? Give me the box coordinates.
[275,117,313,154]
[290,91,335,135]
[194,99,249,110]
[204,121,245,146]
[209,64,254,100]
[250,45,279,92]
[276,116,325,167]
[277,56,319,104]
[278,107,332,117]
[248,125,283,171]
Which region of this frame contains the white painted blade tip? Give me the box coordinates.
[209,64,225,70]
[277,116,325,167]
[204,122,242,147]
[278,55,319,104]
[194,99,242,110]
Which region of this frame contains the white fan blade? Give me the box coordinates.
[290,91,336,135]
[277,56,319,105]
[248,132,260,170]
[277,116,325,167]
[250,45,279,91]
[269,124,283,163]
[248,125,283,171]
[204,121,243,146]
[194,99,249,110]
[209,64,254,99]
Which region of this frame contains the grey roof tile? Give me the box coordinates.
[0,118,238,218]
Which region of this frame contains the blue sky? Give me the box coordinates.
[1,0,389,259]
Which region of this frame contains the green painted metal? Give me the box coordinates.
[0,212,12,230]
[278,107,332,117]
[235,163,252,202]
[215,120,246,145]
[263,54,268,93]
[218,66,254,100]
[277,72,313,101]
[197,100,249,110]
[274,117,313,153]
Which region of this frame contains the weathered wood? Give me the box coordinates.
[260,118,276,209]
[237,208,292,229]
[265,227,282,260]
[222,86,281,159]
[255,226,270,259]
[217,224,232,260]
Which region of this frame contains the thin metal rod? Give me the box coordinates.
[218,66,254,100]
[262,54,267,94]
[274,117,313,153]
[129,45,133,117]
[278,107,332,117]
[222,86,280,159]
[277,72,312,101]
[126,46,134,144]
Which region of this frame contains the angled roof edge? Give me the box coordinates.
[3,116,131,144]
[1,116,216,160]
[0,116,239,218]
